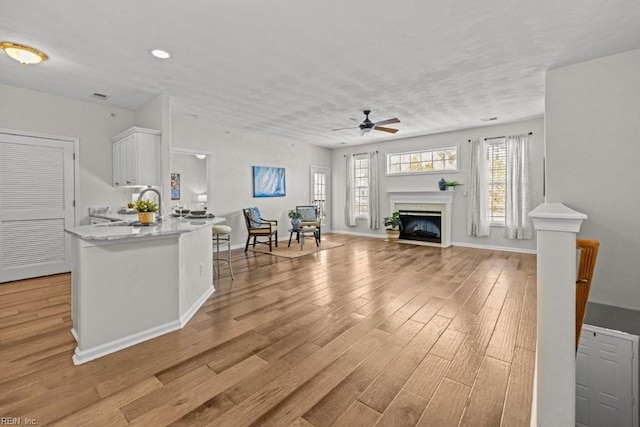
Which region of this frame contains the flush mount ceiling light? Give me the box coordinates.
[195,154,206,160]
[0,41,48,64]
[150,49,170,59]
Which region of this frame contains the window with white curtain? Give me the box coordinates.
[486,138,506,224]
[353,154,369,219]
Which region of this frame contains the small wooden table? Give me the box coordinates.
[288,226,319,250]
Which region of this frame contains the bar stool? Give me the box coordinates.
[212,225,233,279]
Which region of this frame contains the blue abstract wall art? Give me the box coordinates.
[252,166,286,197]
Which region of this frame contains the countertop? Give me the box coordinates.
[89,206,144,223]
[66,216,226,241]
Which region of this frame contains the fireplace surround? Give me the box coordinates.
[388,190,454,248]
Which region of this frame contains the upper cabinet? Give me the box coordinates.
[112,127,161,187]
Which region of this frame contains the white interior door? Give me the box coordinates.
[576,325,638,427]
[310,166,330,230]
[0,132,75,282]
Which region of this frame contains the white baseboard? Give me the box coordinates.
[180,286,214,327]
[73,319,182,365]
[73,286,214,365]
[330,230,386,239]
[451,241,537,254]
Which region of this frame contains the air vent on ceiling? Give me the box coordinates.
[90,92,109,100]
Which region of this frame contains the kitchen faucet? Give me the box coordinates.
[138,186,162,222]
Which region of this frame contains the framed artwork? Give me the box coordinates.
[252,166,286,197]
[171,173,180,200]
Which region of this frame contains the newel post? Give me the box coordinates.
[529,203,587,426]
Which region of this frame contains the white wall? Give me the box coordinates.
[169,152,207,210]
[0,84,136,224]
[136,94,172,219]
[171,114,332,248]
[546,48,640,310]
[331,118,545,253]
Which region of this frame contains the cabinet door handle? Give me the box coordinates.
[126,181,132,184]
[115,182,120,185]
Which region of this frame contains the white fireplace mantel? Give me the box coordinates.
[387,190,454,247]
[387,190,455,206]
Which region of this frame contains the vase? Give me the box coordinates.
[385,229,400,240]
[291,218,302,230]
[438,178,447,191]
[138,212,156,224]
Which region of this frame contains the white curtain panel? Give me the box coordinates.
[368,151,379,230]
[504,133,533,239]
[467,139,490,237]
[344,154,356,227]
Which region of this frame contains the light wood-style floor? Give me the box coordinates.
[0,234,536,426]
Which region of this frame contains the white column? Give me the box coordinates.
[529,202,587,427]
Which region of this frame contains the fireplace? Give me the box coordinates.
[388,190,453,247]
[399,210,442,244]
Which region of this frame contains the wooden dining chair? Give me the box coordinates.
[242,207,278,252]
[575,239,600,350]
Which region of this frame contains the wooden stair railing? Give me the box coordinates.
[575,239,600,350]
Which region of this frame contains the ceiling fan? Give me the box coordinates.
[332,110,400,134]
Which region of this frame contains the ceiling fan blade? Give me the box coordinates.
[331,126,358,132]
[374,117,400,126]
[374,126,399,134]
[348,117,359,122]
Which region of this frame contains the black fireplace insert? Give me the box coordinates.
[398,210,442,243]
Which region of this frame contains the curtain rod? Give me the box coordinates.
[344,150,378,157]
[467,132,533,142]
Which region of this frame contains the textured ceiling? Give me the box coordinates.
[2,1,640,147]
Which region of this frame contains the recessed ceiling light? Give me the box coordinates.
[150,49,170,59]
[481,117,498,122]
[0,41,48,65]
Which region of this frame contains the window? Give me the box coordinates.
[386,146,458,175]
[354,155,369,218]
[486,138,506,224]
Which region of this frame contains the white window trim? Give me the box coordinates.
[385,145,459,176]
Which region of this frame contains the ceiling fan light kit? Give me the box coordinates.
[332,109,400,135]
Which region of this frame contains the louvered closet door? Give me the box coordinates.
[0,133,75,282]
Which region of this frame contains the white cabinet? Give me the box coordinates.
[112,127,161,187]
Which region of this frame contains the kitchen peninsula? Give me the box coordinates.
[65,216,225,364]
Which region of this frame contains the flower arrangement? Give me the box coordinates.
[132,199,158,213]
[288,210,302,220]
[445,180,462,187]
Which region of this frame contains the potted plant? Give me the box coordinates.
[133,199,159,224]
[288,209,302,230]
[383,211,401,240]
[445,180,462,191]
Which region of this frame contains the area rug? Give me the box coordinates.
[250,240,344,259]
